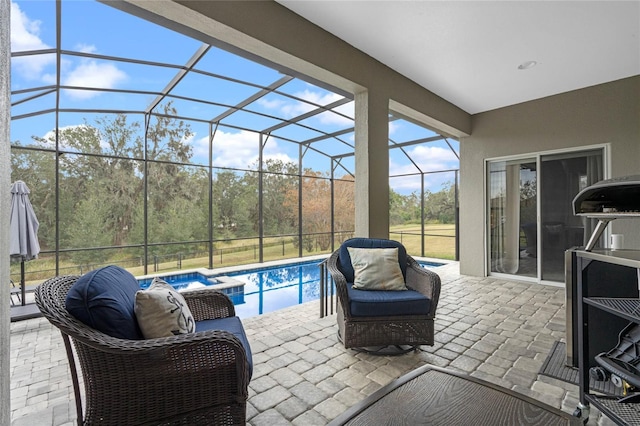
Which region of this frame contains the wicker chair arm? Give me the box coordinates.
[72,325,249,357]
[405,256,441,318]
[182,287,236,321]
[327,250,351,315]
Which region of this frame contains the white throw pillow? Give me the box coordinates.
[347,247,407,291]
[135,278,195,339]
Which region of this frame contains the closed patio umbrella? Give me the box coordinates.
[9,181,41,306]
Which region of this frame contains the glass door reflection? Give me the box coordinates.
[488,159,537,278]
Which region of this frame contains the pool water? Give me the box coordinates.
[140,273,216,291]
[227,261,321,318]
[139,259,442,319]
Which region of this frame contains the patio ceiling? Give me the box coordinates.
[278,1,640,115]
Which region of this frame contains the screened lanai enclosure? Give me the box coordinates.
[9,0,460,284]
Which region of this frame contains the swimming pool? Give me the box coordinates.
[139,259,443,319]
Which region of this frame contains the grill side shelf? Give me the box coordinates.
[584,298,640,324]
[585,395,640,426]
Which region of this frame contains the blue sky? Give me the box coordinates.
[10,0,459,194]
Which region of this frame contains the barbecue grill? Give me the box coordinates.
[566,175,640,366]
[573,175,640,250]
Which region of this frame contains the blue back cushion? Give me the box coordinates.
[338,238,407,282]
[66,265,143,340]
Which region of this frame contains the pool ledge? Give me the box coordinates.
[214,276,245,291]
[135,254,330,281]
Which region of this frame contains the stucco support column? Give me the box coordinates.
[1,0,11,423]
[354,90,389,238]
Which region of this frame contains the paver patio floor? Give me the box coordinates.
[10,262,615,425]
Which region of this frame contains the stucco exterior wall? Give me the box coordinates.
[460,76,640,276]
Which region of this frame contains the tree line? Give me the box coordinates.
[11,103,456,267]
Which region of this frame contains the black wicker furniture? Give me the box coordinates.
[34,272,252,426]
[327,238,441,354]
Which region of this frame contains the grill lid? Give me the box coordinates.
[573,175,640,251]
[573,175,640,218]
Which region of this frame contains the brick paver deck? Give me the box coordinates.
[9,262,615,425]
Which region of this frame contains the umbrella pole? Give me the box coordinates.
[21,259,26,306]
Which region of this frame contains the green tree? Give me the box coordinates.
[213,170,255,240]
[333,176,355,238]
[285,171,332,252]
[11,102,197,266]
[243,159,298,236]
[389,188,421,226]
[144,104,199,255]
[66,196,114,266]
[424,181,456,223]
[520,177,537,225]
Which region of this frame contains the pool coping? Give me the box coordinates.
[135,253,452,282]
[135,254,330,281]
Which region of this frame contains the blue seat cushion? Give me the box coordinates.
[339,238,407,283]
[66,265,143,340]
[347,285,430,317]
[196,316,253,378]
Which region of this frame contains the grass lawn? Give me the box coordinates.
[389,223,456,260]
[11,223,455,285]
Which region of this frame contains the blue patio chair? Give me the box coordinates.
[327,238,441,354]
[35,267,252,425]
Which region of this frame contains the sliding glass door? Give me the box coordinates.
[488,158,537,278]
[487,148,604,282]
[539,150,603,281]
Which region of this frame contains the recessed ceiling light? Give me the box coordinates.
[518,61,537,70]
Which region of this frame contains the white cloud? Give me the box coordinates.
[390,171,456,194]
[257,97,286,110]
[388,121,400,135]
[75,43,97,54]
[10,1,55,80]
[389,145,459,193]
[62,60,128,100]
[10,2,47,51]
[408,145,459,172]
[315,100,354,127]
[193,129,294,169]
[258,88,353,127]
[294,89,343,112]
[293,90,355,127]
[10,2,127,97]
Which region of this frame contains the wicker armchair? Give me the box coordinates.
[328,238,441,353]
[35,275,252,426]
